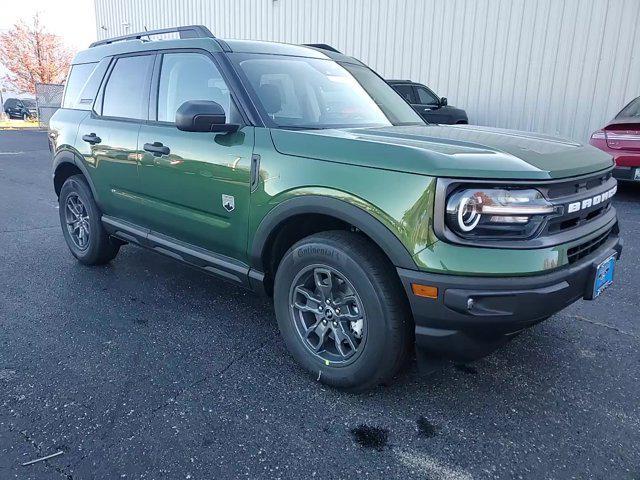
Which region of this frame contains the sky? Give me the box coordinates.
[1,0,97,96]
[0,0,97,50]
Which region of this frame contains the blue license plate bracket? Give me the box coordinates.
[590,254,616,299]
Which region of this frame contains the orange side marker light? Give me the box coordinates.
[411,284,438,299]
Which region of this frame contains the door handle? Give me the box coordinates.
[144,142,170,157]
[82,133,101,145]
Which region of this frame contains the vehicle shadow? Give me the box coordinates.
[617,180,640,200]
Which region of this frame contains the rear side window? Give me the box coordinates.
[102,55,154,119]
[617,97,640,119]
[63,63,98,109]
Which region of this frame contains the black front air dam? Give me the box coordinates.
[398,234,623,362]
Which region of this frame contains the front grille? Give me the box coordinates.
[540,170,612,199]
[567,228,613,264]
[539,170,616,236]
[547,203,612,234]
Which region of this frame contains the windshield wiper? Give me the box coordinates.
[279,126,327,131]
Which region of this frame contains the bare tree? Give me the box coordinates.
[0,14,72,94]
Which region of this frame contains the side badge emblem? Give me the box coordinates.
[222,194,235,212]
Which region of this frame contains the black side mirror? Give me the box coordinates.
[175,100,239,133]
[440,97,448,107]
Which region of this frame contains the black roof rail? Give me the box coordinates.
[302,43,341,54]
[386,79,412,83]
[89,25,215,48]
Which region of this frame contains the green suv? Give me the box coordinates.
[50,26,622,391]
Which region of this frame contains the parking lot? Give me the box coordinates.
[0,129,638,479]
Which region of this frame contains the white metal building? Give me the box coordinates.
[93,0,640,142]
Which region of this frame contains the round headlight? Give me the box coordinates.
[445,187,555,239]
[457,195,481,232]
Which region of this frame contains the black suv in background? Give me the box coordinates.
[3,98,37,120]
[388,80,468,125]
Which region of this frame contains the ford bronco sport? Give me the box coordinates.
[50,26,622,391]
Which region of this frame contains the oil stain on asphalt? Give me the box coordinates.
[416,417,439,438]
[350,425,389,451]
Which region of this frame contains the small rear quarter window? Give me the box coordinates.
[62,62,100,109]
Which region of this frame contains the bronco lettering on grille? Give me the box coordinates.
[566,185,616,214]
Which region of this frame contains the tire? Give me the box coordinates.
[58,174,120,265]
[22,113,28,121]
[274,231,412,391]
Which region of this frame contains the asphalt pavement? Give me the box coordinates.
[0,130,639,479]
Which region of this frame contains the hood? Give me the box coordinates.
[270,124,613,180]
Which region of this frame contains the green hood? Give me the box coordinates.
[270,124,614,180]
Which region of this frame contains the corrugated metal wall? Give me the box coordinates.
[94,0,640,142]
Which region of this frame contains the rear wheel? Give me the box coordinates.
[58,174,120,265]
[274,231,412,391]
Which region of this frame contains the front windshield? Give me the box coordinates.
[22,99,36,108]
[232,54,424,129]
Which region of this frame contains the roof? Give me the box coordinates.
[73,25,362,65]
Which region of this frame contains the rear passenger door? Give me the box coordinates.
[136,50,254,262]
[76,53,155,225]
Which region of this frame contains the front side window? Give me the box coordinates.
[231,53,423,129]
[102,55,154,119]
[415,86,438,105]
[157,52,237,123]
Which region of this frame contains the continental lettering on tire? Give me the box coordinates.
[296,245,338,260]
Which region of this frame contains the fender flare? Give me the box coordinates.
[52,149,98,199]
[250,195,417,271]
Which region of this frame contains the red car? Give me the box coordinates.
[590,96,640,182]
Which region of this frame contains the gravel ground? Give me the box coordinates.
[0,130,639,480]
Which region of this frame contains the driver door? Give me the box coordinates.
[137,51,254,263]
[412,85,446,124]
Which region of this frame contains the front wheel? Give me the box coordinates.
[58,174,120,265]
[274,231,412,391]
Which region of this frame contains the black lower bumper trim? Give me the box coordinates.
[398,233,623,360]
[613,166,639,181]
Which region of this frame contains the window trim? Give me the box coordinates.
[148,48,254,128]
[92,51,157,124]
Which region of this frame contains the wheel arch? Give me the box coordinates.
[53,149,98,199]
[251,196,417,286]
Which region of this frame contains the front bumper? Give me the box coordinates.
[398,231,623,361]
[613,166,639,181]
